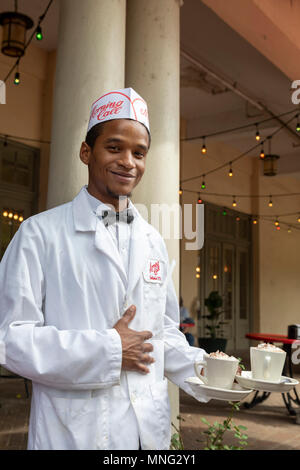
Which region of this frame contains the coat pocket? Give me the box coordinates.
[35,388,102,450]
[149,379,171,449]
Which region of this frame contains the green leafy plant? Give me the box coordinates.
[237,357,246,372]
[170,419,185,450]
[201,401,248,450]
[203,291,227,338]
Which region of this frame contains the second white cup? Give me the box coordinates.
[194,354,239,390]
[250,347,286,382]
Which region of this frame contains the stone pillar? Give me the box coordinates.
[125,0,181,432]
[39,51,56,213]
[47,0,126,208]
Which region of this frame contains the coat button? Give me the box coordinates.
[130,392,137,403]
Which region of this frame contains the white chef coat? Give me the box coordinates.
[0,185,207,450]
[85,186,140,447]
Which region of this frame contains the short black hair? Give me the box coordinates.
[85,119,151,150]
[85,122,106,149]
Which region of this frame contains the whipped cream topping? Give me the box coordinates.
[209,350,238,361]
[257,342,284,353]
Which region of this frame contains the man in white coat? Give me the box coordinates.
[0,88,207,450]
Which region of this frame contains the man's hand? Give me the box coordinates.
[113,305,154,374]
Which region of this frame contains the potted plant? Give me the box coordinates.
[198,291,227,353]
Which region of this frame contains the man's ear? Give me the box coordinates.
[80,142,91,165]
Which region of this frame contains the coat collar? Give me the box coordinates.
[72,186,98,232]
[72,185,152,236]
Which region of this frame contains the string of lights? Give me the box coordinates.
[181,108,299,143]
[197,202,300,232]
[181,112,298,185]
[202,193,300,230]
[182,188,300,199]
[183,189,300,223]
[253,218,300,232]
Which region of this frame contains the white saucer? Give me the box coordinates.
[184,377,253,402]
[235,371,299,393]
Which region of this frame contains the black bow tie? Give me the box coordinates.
[101,209,134,227]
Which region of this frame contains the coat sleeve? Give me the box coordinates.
[162,257,209,402]
[0,218,122,391]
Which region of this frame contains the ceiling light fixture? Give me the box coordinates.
[0,1,33,57]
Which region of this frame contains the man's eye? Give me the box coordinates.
[108,146,120,152]
[135,152,145,158]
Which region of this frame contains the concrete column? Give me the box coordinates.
[47,0,126,208]
[39,51,56,213]
[125,0,181,434]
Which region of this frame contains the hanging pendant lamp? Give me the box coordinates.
[0,1,33,57]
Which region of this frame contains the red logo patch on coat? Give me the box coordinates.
[143,259,164,283]
[149,261,161,281]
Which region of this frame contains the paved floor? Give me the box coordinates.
[0,378,30,450]
[179,384,300,450]
[1,371,300,450]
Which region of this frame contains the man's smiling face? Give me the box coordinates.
[80,119,150,207]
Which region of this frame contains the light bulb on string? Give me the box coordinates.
[232,197,237,207]
[276,225,281,231]
[201,137,207,155]
[288,227,292,234]
[179,187,183,196]
[36,25,43,41]
[236,216,240,222]
[197,193,203,204]
[253,217,258,225]
[222,208,227,216]
[201,176,206,190]
[296,114,300,132]
[14,70,20,85]
[268,196,273,207]
[255,123,260,141]
[297,214,300,223]
[228,163,233,177]
[260,143,265,159]
[274,219,279,226]
[14,60,20,85]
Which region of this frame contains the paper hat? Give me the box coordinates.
[87,87,150,134]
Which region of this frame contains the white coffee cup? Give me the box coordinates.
[250,346,286,382]
[194,354,239,390]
